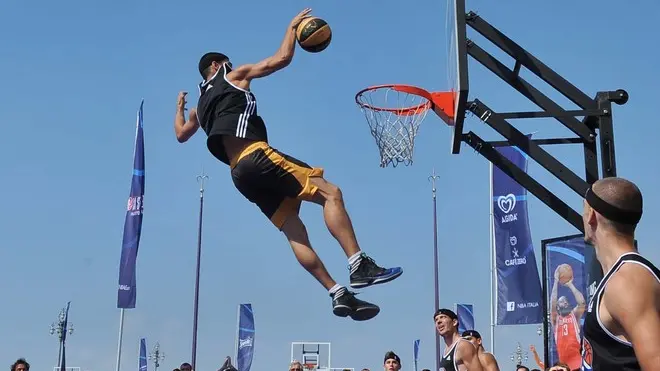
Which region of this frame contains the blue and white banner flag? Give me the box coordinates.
[237,303,255,371]
[117,100,145,309]
[139,338,147,371]
[413,339,420,371]
[58,302,71,371]
[455,303,474,334]
[492,141,543,325]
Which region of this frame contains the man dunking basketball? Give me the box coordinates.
[550,264,585,370]
[434,309,483,371]
[173,8,402,321]
[461,330,500,371]
[581,177,660,370]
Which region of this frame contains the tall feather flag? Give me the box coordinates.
[236,304,255,371]
[413,339,420,371]
[117,99,145,308]
[59,301,71,371]
[139,338,148,371]
[115,100,145,371]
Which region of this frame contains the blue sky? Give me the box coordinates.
[1,0,658,370]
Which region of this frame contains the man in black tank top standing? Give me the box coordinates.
[434,309,483,371]
[172,8,402,322]
[580,177,660,370]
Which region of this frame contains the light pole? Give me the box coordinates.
[50,307,74,368]
[428,169,441,371]
[510,342,529,367]
[191,171,208,370]
[149,342,165,371]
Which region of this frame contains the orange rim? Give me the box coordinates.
[356,84,457,119]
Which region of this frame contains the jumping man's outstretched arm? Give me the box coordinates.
[228,8,312,89]
[174,91,199,143]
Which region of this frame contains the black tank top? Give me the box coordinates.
[581,252,660,371]
[196,62,268,165]
[439,339,464,371]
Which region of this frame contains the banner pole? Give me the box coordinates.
[489,163,496,354]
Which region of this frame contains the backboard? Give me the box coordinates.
[291,342,331,370]
[447,0,469,154]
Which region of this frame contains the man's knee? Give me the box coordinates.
[324,182,343,203]
[310,177,343,204]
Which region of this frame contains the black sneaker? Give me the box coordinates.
[331,289,380,321]
[350,254,403,289]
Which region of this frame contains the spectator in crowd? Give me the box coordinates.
[461,330,500,371]
[218,356,237,371]
[360,369,370,371]
[515,366,529,371]
[548,362,570,371]
[383,351,401,371]
[529,344,544,370]
[10,359,29,371]
[290,361,304,371]
[173,369,180,371]
[180,363,192,371]
[530,369,540,371]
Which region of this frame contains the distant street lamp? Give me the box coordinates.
[149,342,165,371]
[510,342,529,366]
[50,307,74,368]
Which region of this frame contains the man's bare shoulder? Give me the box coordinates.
[603,261,660,323]
[606,261,660,301]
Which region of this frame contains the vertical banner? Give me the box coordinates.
[455,304,474,334]
[139,338,148,371]
[541,235,591,371]
[237,303,255,371]
[59,302,71,371]
[492,142,543,325]
[117,100,145,309]
[413,339,420,371]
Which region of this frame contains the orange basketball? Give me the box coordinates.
[558,263,574,284]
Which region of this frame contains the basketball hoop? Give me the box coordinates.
[355,84,456,167]
[303,364,317,371]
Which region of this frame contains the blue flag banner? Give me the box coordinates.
[492,142,543,325]
[541,235,592,371]
[139,338,148,371]
[117,100,145,309]
[455,304,474,334]
[59,301,71,371]
[413,339,420,371]
[237,303,255,371]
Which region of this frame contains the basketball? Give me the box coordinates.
[296,17,332,53]
[558,264,574,284]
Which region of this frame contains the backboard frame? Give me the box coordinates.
[450,0,470,154]
[442,8,627,233]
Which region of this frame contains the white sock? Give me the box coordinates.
[348,251,363,274]
[329,284,345,298]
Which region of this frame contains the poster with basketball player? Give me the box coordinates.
[541,235,592,371]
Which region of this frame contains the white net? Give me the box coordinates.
[356,86,431,167]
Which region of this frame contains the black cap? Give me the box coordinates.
[434,308,458,320]
[384,351,400,365]
[461,330,481,339]
[198,52,228,77]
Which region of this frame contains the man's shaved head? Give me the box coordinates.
[583,177,643,241]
